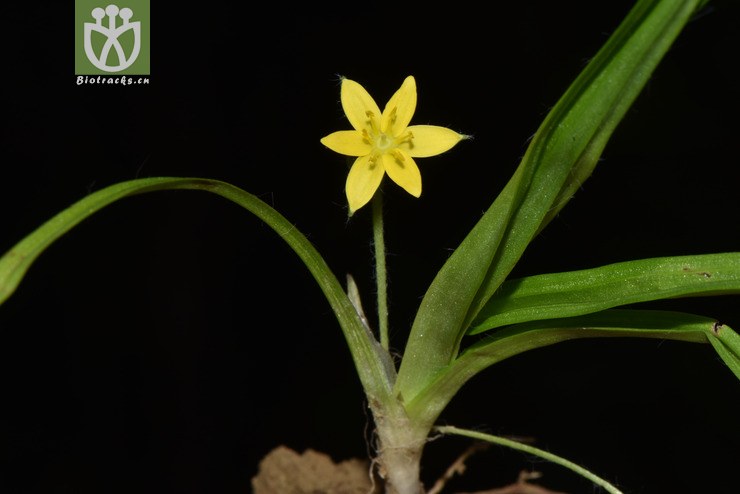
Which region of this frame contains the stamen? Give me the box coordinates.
[365,110,380,134]
[388,107,398,122]
[390,149,406,164]
[361,129,372,144]
[394,130,414,146]
[380,106,398,133]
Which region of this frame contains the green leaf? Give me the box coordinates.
[470,253,740,334]
[707,321,740,380]
[396,0,706,403]
[406,310,736,424]
[435,425,624,494]
[0,177,395,403]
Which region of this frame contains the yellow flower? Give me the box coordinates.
[321,76,465,214]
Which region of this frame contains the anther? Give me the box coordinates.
[365,110,380,133]
[380,107,399,134]
[394,131,414,146]
[390,149,406,163]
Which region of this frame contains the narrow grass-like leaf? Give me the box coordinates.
[406,310,732,425]
[396,0,705,403]
[470,253,740,334]
[435,426,624,494]
[536,1,714,235]
[707,322,740,380]
[0,177,395,403]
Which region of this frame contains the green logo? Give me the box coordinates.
[75,1,150,75]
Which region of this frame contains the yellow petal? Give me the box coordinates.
[381,150,421,198]
[321,131,372,157]
[341,78,382,133]
[346,155,385,213]
[402,125,465,158]
[381,76,417,136]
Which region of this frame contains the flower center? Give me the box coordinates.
[376,133,392,151]
[363,109,414,156]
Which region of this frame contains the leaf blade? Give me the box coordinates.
[436,425,624,494]
[0,177,395,402]
[470,253,740,334]
[407,310,735,425]
[396,0,705,403]
[707,322,740,380]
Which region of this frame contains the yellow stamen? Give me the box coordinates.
[361,129,372,144]
[394,130,414,146]
[390,149,406,164]
[365,110,380,134]
[381,107,398,133]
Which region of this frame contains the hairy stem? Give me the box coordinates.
[373,193,390,351]
[372,404,427,494]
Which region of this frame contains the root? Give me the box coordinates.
[427,442,490,494]
[455,470,567,494]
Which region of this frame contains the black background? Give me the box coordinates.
[2,2,739,493]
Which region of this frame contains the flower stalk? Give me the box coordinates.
[373,192,390,351]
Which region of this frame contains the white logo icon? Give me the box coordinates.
[84,4,141,72]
